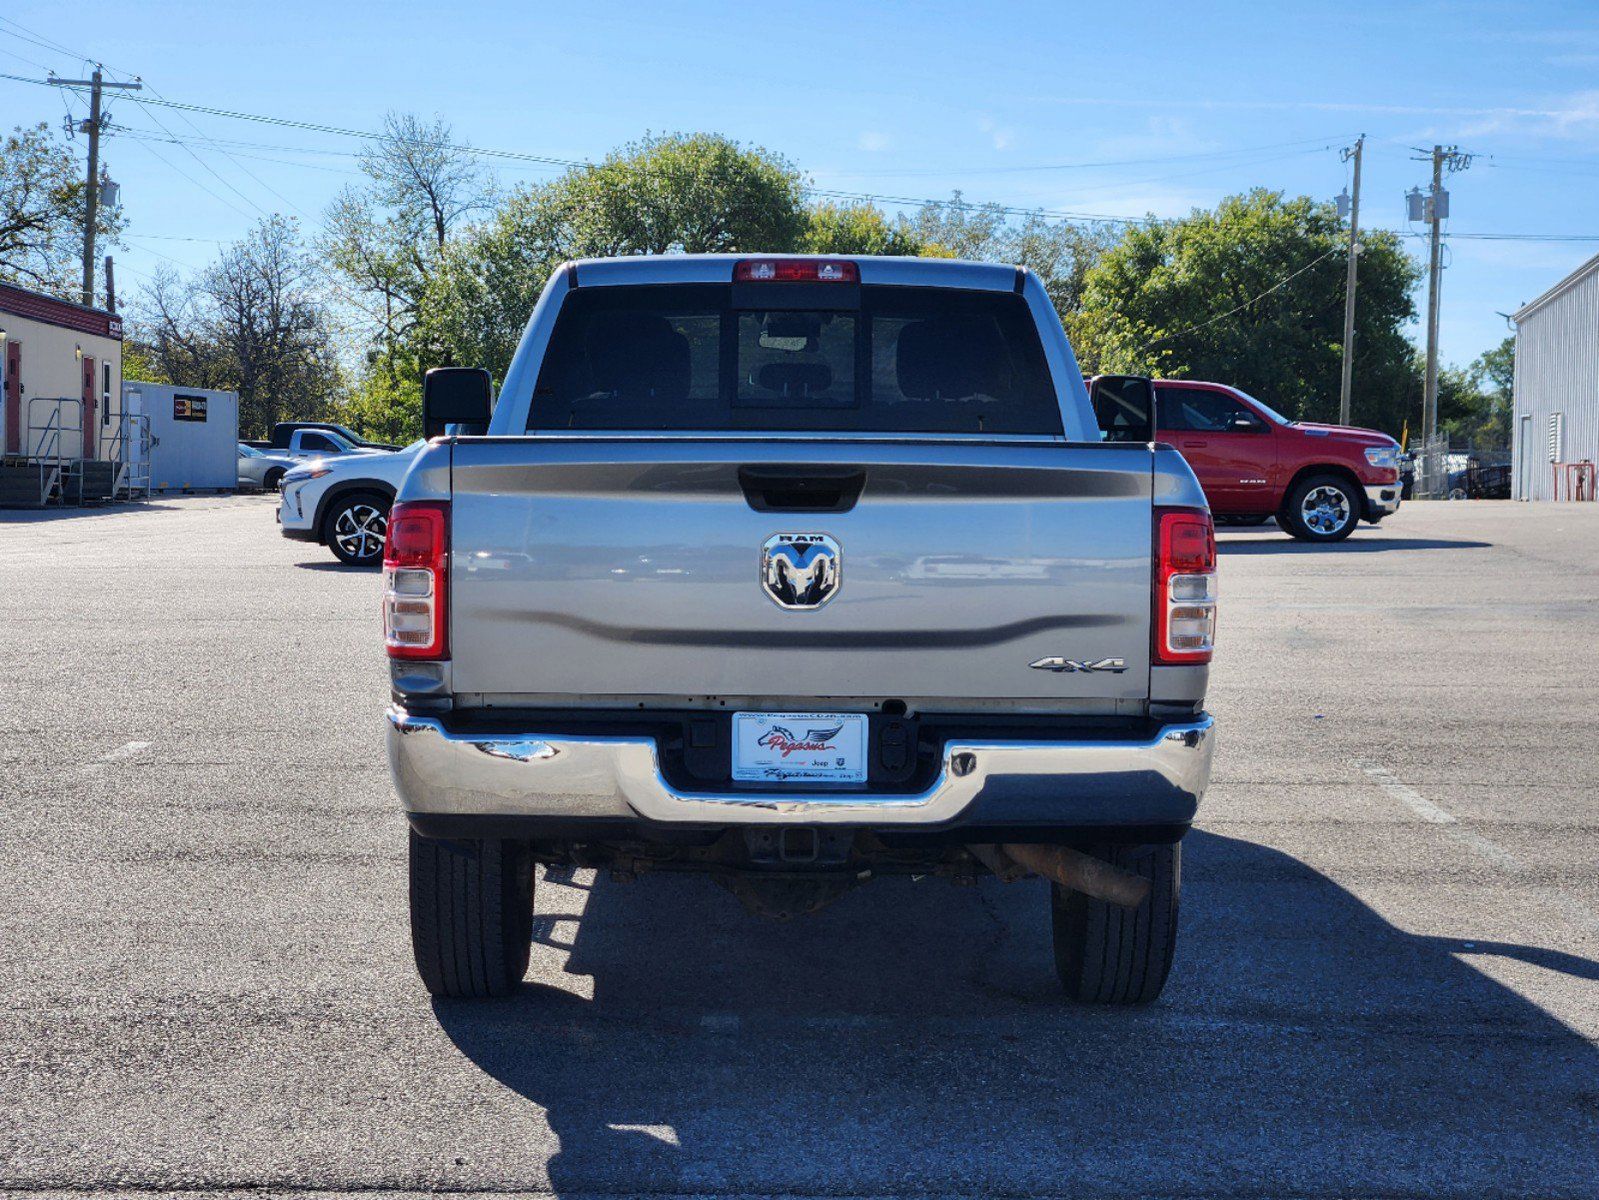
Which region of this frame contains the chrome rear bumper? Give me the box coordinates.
[387,708,1215,829]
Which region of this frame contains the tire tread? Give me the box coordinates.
[408,831,533,998]
[1051,843,1180,1005]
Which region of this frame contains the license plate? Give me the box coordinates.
[731,711,868,784]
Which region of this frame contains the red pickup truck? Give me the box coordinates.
[1149,380,1402,543]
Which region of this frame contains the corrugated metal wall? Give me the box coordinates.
[1512,262,1599,500]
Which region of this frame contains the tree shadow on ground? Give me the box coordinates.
[433,830,1599,1197]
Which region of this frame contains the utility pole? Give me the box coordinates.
[1337,135,1364,426]
[49,67,141,308]
[104,256,116,314]
[1422,146,1445,447]
[1413,144,1473,446]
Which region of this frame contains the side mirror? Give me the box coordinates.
[1088,375,1155,443]
[1229,413,1262,432]
[423,367,493,439]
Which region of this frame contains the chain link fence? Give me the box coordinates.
[1408,433,1451,499]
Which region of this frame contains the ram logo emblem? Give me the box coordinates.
[761,533,841,609]
[1029,656,1128,674]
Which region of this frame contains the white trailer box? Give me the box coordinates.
[123,382,240,492]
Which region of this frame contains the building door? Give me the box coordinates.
[1517,414,1533,500]
[81,355,96,460]
[3,340,19,455]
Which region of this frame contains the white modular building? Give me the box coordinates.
[122,381,240,492]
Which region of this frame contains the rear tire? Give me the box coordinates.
[1280,473,1360,542]
[262,467,286,492]
[409,831,534,998]
[1051,843,1180,1004]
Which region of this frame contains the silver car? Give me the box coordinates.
[237,443,297,492]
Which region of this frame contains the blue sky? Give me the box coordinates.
[5,0,1599,369]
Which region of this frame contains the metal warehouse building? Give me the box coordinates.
[1512,254,1599,501]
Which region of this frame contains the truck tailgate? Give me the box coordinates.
[446,439,1154,703]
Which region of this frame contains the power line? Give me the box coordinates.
[0,40,55,73]
[112,128,365,176]
[1399,231,1599,243]
[14,61,1597,257]
[131,80,315,218]
[0,68,1241,224]
[1140,247,1341,351]
[118,94,274,219]
[827,134,1354,178]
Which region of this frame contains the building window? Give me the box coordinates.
[1548,411,1564,462]
[102,362,112,425]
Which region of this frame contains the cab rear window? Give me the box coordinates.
[528,284,1061,434]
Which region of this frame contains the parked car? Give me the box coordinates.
[236,443,297,492]
[1144,381,1402,542]
[384,255,1216,1004]
[243,422,399,456]
[278,440,422,565]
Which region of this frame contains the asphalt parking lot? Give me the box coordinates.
[2,497,1597,1198]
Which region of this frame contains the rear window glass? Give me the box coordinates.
[529,283,1061,434]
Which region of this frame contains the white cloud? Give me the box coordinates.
[1033,92,1599,128]
[978,115,1016,151]
[1089,115,1219,161]
[857,130,891,152]
[1457,89,1599,140]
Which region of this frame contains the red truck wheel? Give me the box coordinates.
[1281,474,1360,543]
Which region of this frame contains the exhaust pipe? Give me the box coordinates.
[968,843,1151,909]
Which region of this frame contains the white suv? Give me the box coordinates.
[278,441,422,566]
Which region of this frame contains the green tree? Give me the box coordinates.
[800,201,926,256]
[134,216,341,436]
[896,193,1115,320]
[538,132,806,258]
[320,111,490,397]
[1475,334,1514,397]
[0,122,123,295]
[119,339,167,384]
[1070,189,1420,434]
[1438,334,1514,450]
[423,133,809,379]
[899,192,1008,259]
[338,365,422,445]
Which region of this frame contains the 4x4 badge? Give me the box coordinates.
[1029,656,1127,673]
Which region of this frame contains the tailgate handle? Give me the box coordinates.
[738,466,866,513]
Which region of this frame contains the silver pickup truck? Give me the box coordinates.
[383,255,1216,1004]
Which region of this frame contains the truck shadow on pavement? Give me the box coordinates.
[293,559,379,572]
[432,829,1599,1196]
[1217,535,1492,554]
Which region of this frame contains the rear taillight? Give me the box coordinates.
[734,258,859,283]
[383,501,449,660]
[1154,507,1216,664]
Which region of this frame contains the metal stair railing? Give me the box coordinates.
[109,410,153,500]
[25,396,84,506]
